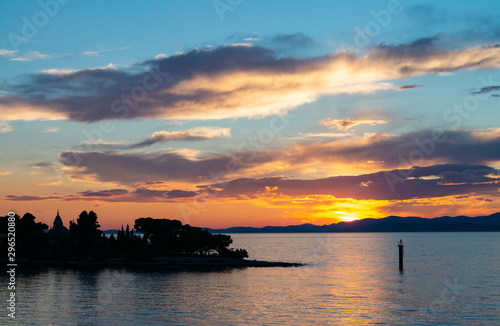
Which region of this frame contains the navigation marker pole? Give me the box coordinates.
[398,239,404,271]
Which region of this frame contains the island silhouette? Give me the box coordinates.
[0,211,301,268]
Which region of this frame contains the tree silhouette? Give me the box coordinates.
[1,211,248,262]
[0,213,49,260]
[134,217,247,258]
[69,210,102,253]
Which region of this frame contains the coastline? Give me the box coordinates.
[7,257,304,270]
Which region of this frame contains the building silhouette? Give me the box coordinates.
[49,209,70,245]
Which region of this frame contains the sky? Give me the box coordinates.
[1,0,500,229]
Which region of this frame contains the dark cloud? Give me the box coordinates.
[271,33,316,48]
[374,36,441,58]
[228,33,316,53]
[405,164,493,178]
[59,151,223,183]
[296,129,500,167]
[439,168,499,184]
[199,164,499,201]
[30,162,54,168]
[79,189,129,197]
[5,195,60,201]
[483,44,500,49]
[126,133,208,149]
[165,189,199,198]
[471,85,500,95]
[370,36,500,75]
[398,85,424,90]
[65,187,199,202]
[58,150,269,184]
[1,45,314,121]
[5,187,199,203]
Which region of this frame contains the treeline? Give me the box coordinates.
[0,211,248,262]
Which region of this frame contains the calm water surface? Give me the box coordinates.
[2,232,499,325]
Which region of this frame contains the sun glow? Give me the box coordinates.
[339,215,361,222]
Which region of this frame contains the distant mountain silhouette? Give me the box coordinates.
[207,213,500,233]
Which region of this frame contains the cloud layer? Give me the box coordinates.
[6,164,498,203]
[200,164,500,201]
[2,38,500,122]
[57,128,500,185]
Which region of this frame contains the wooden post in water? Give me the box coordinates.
[398,239,404,271]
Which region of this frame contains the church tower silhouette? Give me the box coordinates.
[53,209,63,228]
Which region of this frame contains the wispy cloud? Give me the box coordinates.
[30,162,56,168]
[79,47,130,57]
[90,126,231,150]
[0,49,17,56]
[10,47,129,62]
[11,51,55,62]
[0,121,13,133]
[41,63,116,76]
[42,126,60,133]
[0,171,13,176]
[320,118,388,131]
[287,132,350,140]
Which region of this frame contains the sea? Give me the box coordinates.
[2,232,499,325]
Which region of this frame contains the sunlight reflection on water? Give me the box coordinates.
[2,232,499,325]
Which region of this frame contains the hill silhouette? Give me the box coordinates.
[207,213,500,233]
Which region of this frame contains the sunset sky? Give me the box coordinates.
[1,0,500,229]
